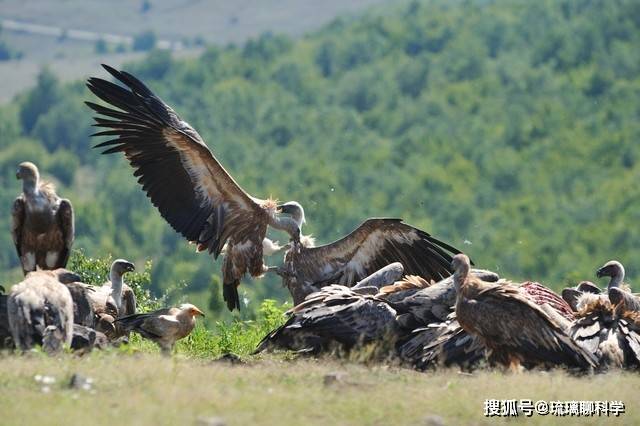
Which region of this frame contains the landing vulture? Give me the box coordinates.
[12,162,74,275]
[452,254,597,370]
[86,65,302,311]
[7,270,74,353]
[115,303,204,354]
[279,217,465,305]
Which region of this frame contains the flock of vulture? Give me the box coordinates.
[1,64,639,373]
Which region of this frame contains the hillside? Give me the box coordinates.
[0,0,639,319]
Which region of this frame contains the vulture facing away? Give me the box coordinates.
[87,65,303,311]
[255,284,398,355]
[12,162,74,275]
[452,254,597,370]
[7,270,74,353]
[115,303,204,354]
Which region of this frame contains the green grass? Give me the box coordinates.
[0,353,637,425]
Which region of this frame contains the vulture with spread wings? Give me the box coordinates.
[86,65,300,311]
[281,218,464,305]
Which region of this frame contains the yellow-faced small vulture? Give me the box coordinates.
[7,270,74,353]
[115,303,204,354]
[12,162,74,275]
[86,65,301,312]
[452,254,597,370]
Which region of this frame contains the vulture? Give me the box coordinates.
[85,259,137,337]
[7,270,74,353]
[452,254,597,370]
[277,216,465,305]
[255,284,398,355]
[12,162,74,275]
[115,303,204,354]
[569,260,640,369]
[0,293,12,349]
[86,65,464,311]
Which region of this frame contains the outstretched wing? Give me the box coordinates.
[86,65,268,258]
[11,197,25,260]
[293,219,463,288]
[55,199,74,269]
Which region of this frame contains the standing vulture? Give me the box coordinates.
[452,254,597,370]
[115,303,204,354]
[7,270,74,353]
[87,66,304,311]
[12,162,74,275]
[86,65,464,311]
[86,259,137,337]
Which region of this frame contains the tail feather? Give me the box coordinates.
[223,282,240,311]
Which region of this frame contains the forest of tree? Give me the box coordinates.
[0,0,638,319]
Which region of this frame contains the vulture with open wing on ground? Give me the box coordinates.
[12,162,74,275]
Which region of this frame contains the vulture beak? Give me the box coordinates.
[276,203,287,214]
[596,267,605,278]
[193,307,205,317]
[15,171,20,180]
[126,262,136,272]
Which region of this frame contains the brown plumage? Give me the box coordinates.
[87,65,301,311]
[7,270,74,353]
[12,162,74,275]
[115,303,204,354]
[281,218,465,305]
[452,254,597,370]
[255,285,398,354]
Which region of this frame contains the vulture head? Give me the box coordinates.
[179,303,205,318]
[111,259,135,278]
[451,253,471,291]
[277,201,306,227]
[596,260,625,289]
[16,162,39,187]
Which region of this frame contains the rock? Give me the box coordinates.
[323,372,348,386]
[423,414,445,426]
[69,373,94,391]
[196,416,226,426]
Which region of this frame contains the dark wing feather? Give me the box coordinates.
[86,65,267,258]
[11,197,25,259]
[294,219,463,288]
[55,199,74,269]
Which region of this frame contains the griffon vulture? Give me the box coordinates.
[255,284,398,354]
[452,254,597,370]
[7,270,74,353]
[277,216,465,305]
[115,303,204,354]
[86,65,303,311]
[12,162,74,275]
[86,259,136,337]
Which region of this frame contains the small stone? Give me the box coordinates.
[423,414,445,426]
[323,372,347,386]
[69,373,93,391]
[196,416,226,426]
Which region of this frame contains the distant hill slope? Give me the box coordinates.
[0,0,395,102]
[0,0,639,317]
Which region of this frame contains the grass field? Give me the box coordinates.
[0,351,637,426]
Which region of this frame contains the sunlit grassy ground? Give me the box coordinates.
[0,350,638,426]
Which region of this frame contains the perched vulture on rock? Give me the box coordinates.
[12,162,74,275]
[7,270,74,353]
[115,303,204,354]
[452,254,597,370]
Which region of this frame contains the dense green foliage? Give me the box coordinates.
[1,0,639,318]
